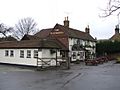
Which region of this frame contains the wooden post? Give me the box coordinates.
[56,49,58,66]
[36,57,38,70]
[66,51,70,69]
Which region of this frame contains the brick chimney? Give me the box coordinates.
[85,25,90,34]
[64,16,69,27]
[115,25,119,34]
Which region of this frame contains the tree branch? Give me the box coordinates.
[100,0,120,17]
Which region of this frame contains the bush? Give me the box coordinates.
[96,40,120,56]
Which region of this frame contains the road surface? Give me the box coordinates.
[0,61,120,90]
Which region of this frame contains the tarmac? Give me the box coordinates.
[0,61,120,90]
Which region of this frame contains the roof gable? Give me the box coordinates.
[55,24,95,41]
[110,34,120,41]
[35,28,52,39]
[21,34,39,41]
[34,24,95,41]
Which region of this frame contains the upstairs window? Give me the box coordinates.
[27,50,31,58]
[5,50,9,56]
[20,50,24,58]
[34,50,38,58]
[10,50,14,57]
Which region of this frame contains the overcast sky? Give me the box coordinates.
[0,0,118,39]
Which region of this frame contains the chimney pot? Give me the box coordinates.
[85,25,90,34]
[67,16,68,20]
[115,25,119,34]
[64,16,69,27]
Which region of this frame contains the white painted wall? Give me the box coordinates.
[0,49,62,66]
[42,49,56,58]
[71,51,85,61]
[0,49,38,66]
[69,37,96,61]
[40,49,62,66]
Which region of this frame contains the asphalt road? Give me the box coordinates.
[0,61,120,90]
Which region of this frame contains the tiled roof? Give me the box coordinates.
[109,34,120,41]
[56,24,95,41]
[0,39,66,49]
[21,34,40,41]
[35,24,95,41]
[35,28,52,39]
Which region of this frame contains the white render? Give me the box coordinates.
[71,51,85,61]
[0,49,62,66]
[69,37,96,61]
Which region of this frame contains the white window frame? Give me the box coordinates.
[20,50,24,58]
[73,52,76,59]
[27,50,31,58]
[5,50,9,56]
[10,50,14,57]
[34,50,38,58]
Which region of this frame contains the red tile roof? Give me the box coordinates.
[21,34,40,41]
[58,24,95,41]
[0,24,95,50]
[35,28,52,39]
[109,34,120,41]
[35,24,95,41]
[0,39,66,49]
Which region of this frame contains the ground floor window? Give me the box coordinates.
[79,52,84,59]
[5,50,9,56]
[60,51,65,58]
[27,50,31,58]
[34,50,38,58]
[72,52,76,59]
[20,50,24,58]
[10,50,14,57]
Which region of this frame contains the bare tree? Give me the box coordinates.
[14,17,38,39]
[0,23,13,37]
[101,0,120,17]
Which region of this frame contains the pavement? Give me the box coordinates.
[0,61,120,90]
